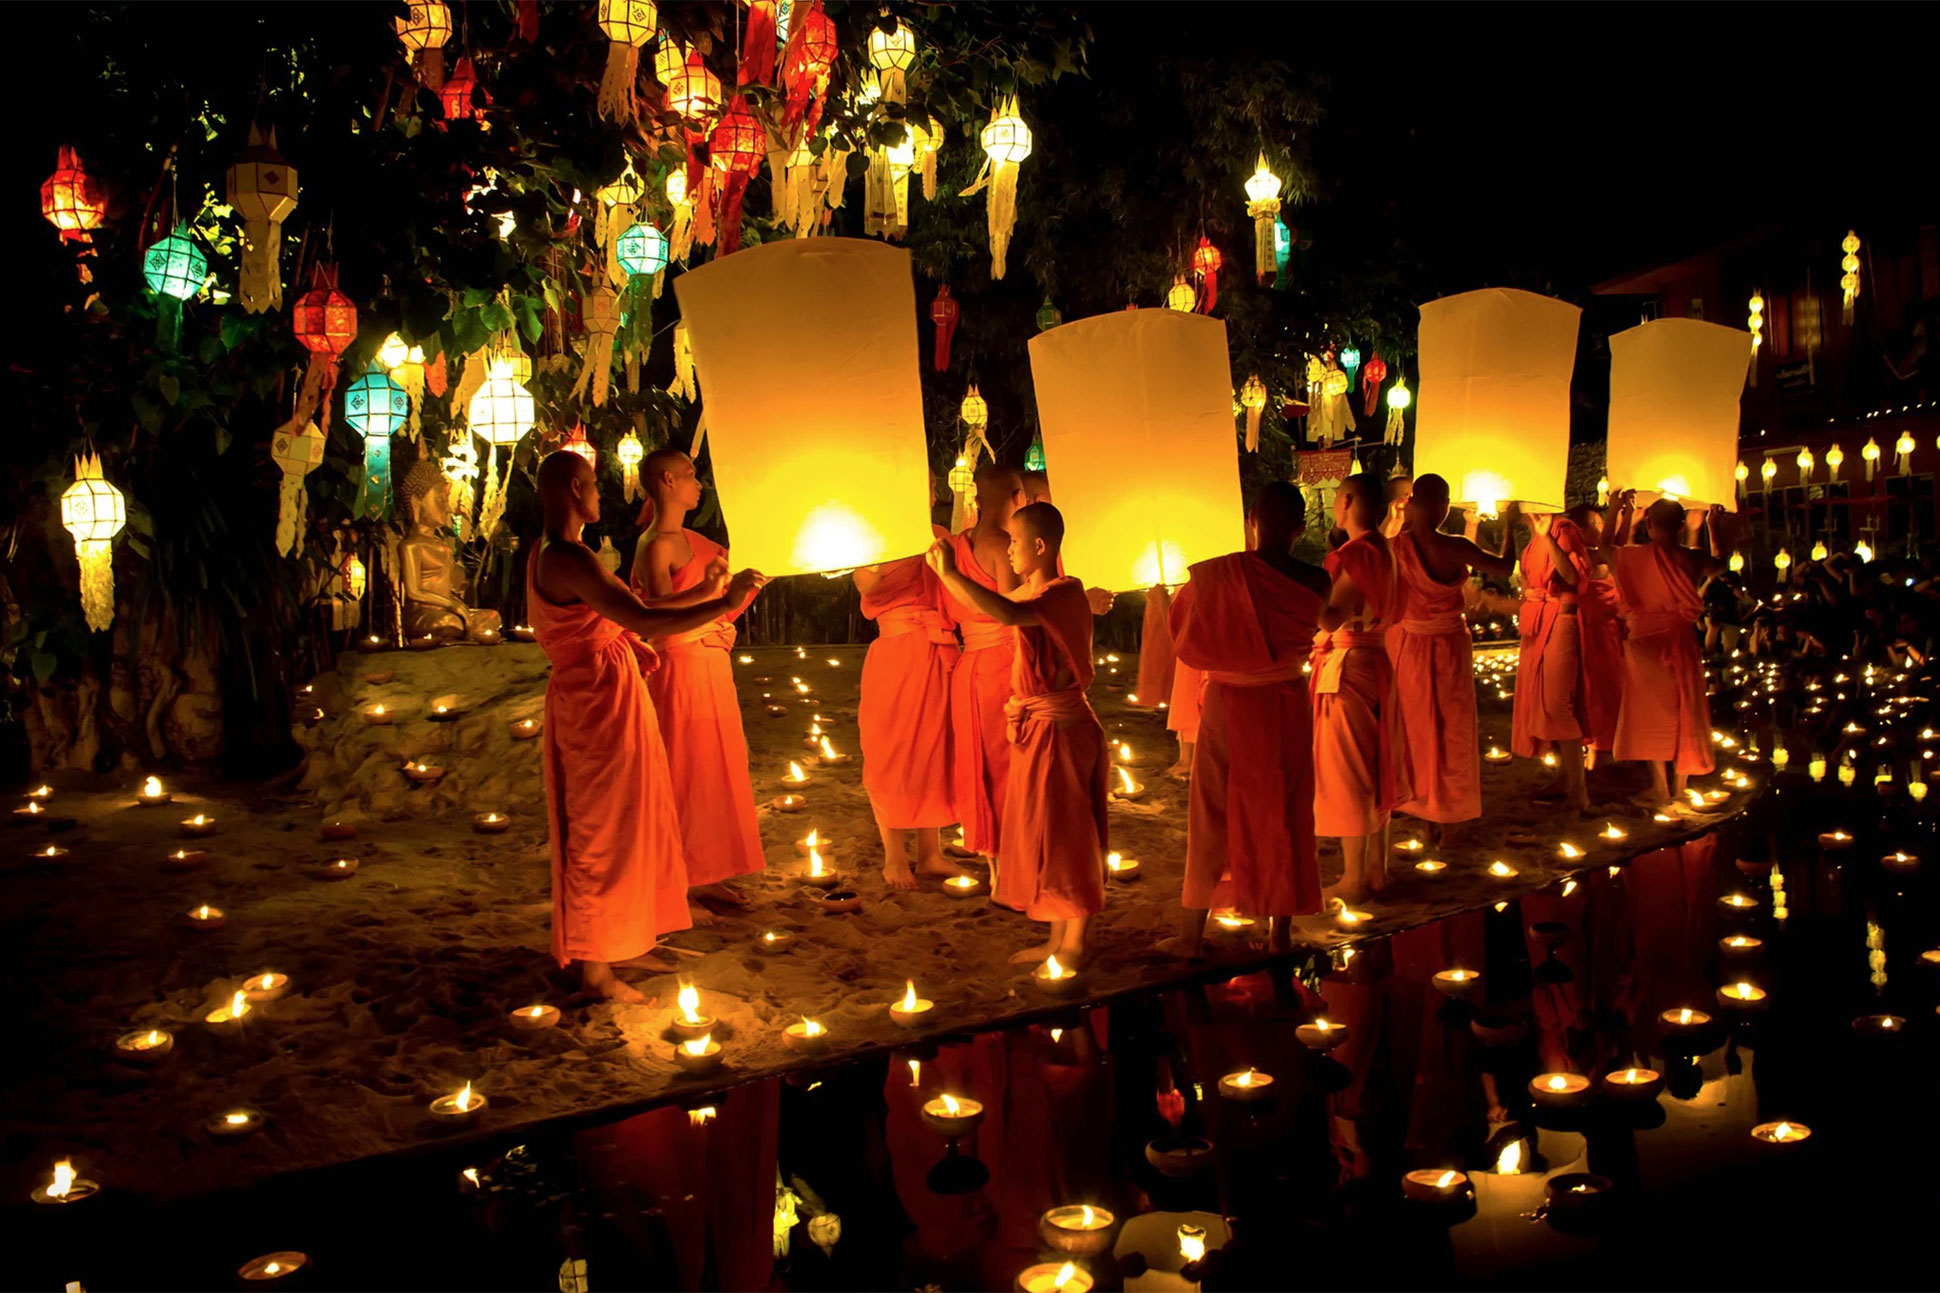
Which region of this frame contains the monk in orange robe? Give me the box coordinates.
[856,533,965,890]
[928,503,1109,965]
[1603,493,1725,806]
[1313,473,1409,904]
[1389,474,1516,840]
[1506,502,1595,811]
[628,449,766,924]
[1134,585,1177,709]
[1018,469,1117,616]
[940,465,1025,862]
[1567,503,1625,764]
[1165,660,1204,778]
[528,452,763,1000]
[1159,483,1331,957]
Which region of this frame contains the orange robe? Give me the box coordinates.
[527,539,689,966]
[1612,544,1715,775]
[1171,553,1324,917]
[994,577,1109,921]
[631,530,765,887]
[1578,571,1625,753]
[1389,532,1480,823]
[1511,518,1591,757]
[859,546,960,829]
[1167,662,1205,742]
[941,528,1015,855]
[1311,532,1409,838]
[1134,585,1177,708]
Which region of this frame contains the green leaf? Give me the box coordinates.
[479,301,515,332]
[29,651,56,684]
[219,314,256,352]
[157,374,181,406]
[132,395,163,435]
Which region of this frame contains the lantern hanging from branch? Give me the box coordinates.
[595,160,645,278]
[1840,230,1861,325]
[470,357,535,539]
[1862,437,1880,481]
[1746,292,1764,386]
[1192,238,1222,313]
[779,0,837,131]
[618,428,645,502]
[654,35,687,86]
[1273,218,1292,289]
[930,284,959,371]
[1239,375,1267,452]
[395,1,452,90]
[572,285,623,406]
[561,424,598,468]
[665,51,723,122]
[917,116,942,200]
[616,220,669,281]
[225,125,298,314]
[1243,153,1281,284]
[142,226,208,349]
[595,0,658,123]
[41,145,106,282]
[1773,547,1791,573]
[962,97,1031,280]
[440,55,485,121]
[1025,436,1046,473]
[345,370,407,520]
[669,320,698,401]
[1606,317,1751,511]
[665,167,697,263]
[344,553,367,601]
[1735,460,1749,498]
[1825,442,1843,483]
[1036,296,1062,331]
[1796,447,1814,484]
[1338,346,1361,385]
[291,264,356,429]
[1810,538,1828,562]
[740,2,778,85]
[867,19,916,103]
[270,419,325,556]
[708,97,763,254]
[61,452,126,633]
[1896,429,1915,475]
[960,383,990,458]
[1165,276,1196,312]
[1760,457,1777,486]
[375,332,427,439]
[1311,365,1355,446]
[1385,374,1411,445]
[1359,354,1387,418]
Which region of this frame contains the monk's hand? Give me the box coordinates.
[925,539,956,578]
[1527,511,1551,536]
[1086,586,1115,615]
[726,569,766,607]
[703,558,731,597]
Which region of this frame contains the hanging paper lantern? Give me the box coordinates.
[1853,539,1874,564]
[270,420,325,556]
[561,424,598,468]
[863,119,916,241]
[1238,375,1267,453]
[1385,374,1411,446]
[1746,292,1764,386]
[1338,346,1362,385]
[665,166,697,262]
[1796,447,1814,483]
[61,452,126,633]
[440,55,486,121]
[930,284,959,371]
[1896,429,1915,475]
[595,0,658,123]
[867,20,916,103]
[1165,276,1196,312]
[1809,538,1828,562]
[780,0,838,131]
[947,454,974,494]
[1862,437,1880,481]
[226,125,298,314]
[1036,296,1062,331]
[616,221,669,278]
[1359,354,1387,418]
[1760,457,1777,485]
[1735,460,1749,498]
[1025,437,1046,473]
[375,332,427,438]
[739,4,777,86]
[344,553,368,601]
[1825,443,1844,482]
[961,384,989,433]
[345,370,409,440]
[1191,238,1222,312]
[471,359,535,447]
[395,1,452,90]
[963,97,1031,280]
[618,428,645,503]
[653,35,688,86]
[665,51,723,121]
[916,116,943,201]
[1243,153,1281,285]
[1773,548,1791,572]
[708,96,763,254]
[142,227,207,301]
[1840,230,1861,325]
[439,428,479,542]
[42,146,105,242]
[1273,218,1292,289]
[572,286,623,407]
[1728,550,1744,573]
[1597,476,1610,505]
[669,319,698,401]
[291,264,356,429]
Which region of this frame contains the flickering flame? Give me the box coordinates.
[1559,842,1583,859]
[1496,1139,1523,1175]
[941,1093,961,1115]
[947,875,976,889]
[899,980,920,1012]
[683,1035,712,1056]
[787,761,807,782]
[800,1016,825,1037]
[1115,766,1137,794]
[908,1058,921,1087]
[141,1029,164,1047]
[264,1261,283,1276]
[1677,1008,1693,1024]
[819,736,840,759]
[1435,1170,1457,1188]
[1118,742,1133,762]
[1561,879,1579,897]
[1547,1075,1569,1091]
[809,722,823,739]
[1044,955,1069,980]
[224,1111,251,1126]
[141,776,163,798]
[462,1167,480,1188]
[195,905,214,920]
[227,990,249,1019]
[30,784,51,798]
[48,1160,75,1199]
[455,1081,476,1111]
[688,1106,716,1126]
[805,828,819,847]
[1314,1018,1334,1032]
[371,704,385,716]
[1081,1204,1096,1226]
[1601,822,1626,839]
[1050,1028,1064,1042]
[1488,861,1516,877]
[809,848,826,877]
[1177,1226,1206,1263]
[677,984,703,1024]
[1053,1262,1079,1290]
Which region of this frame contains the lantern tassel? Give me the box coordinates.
[669,321,699,402]
[717,172,753,256]
[1248,199,1278,285]
[478,445,506,541]
[276,473,303,556]
[741,1,778,85]
[962,157,1019,280]
[358,434,394,521]
[75,540,114,633]
[692,171,718,249]
[155,299,181,352]
[598,43,640,124]
[1244,405,1263,454]
[238,220,285,313]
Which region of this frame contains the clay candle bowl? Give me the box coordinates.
[1034,956,1081,996]
[26,784,52,802]
[1660,1006,1711,1035]
[920,1092,984,1137]
[756,929,795,954]
[1415,859,1449,879]
[1529,1072,1593,1109]
[1014,1262,1092,1293]
[1545,1173,1613,1211]
[801,849,840,889]
[185,903,226,930]
[31,1160,98,1205]
[427,702,463,723]
[206,1108,265,1139]
[31,845,70,862]
[511,624,537,643]
[1599,822,1628,842]
[1720,934,1764,958]
[675,1034,724,1074]
[672,985,716,1041]
[820,890,863,915]
[1402,1168,1472,1203]
[1600,1067,1665,1102]
[1487,860,1519,880]
[509,1003,560,1031]
[942,873,987,899]
[164,848,207,871]
[473,812,511,835]
[509,718,541,741]
[1393,837,1427,858]
[179,813,217,839]
[1105,851,1141,881]
[771,794,807,813]
[1038,1204,1118,1259]
[135,776,172,806]
[1432,968,1482,999]
[13,801,47,823]
[1750,1120,1812,1148]
[784,1017,831,1053]
[320,820,357,841]
[781,761,814,789]
[1295,1018,1349,1051]
[242,972,290,1003]
[1717,981,1769,1011]
[794,828,832,857]
[889,980,934,1028]
[1718,892,1759,914]
[403,761,445,786]
[1109,766,1146,801]
[204,989,252,1027]
[814,736,851,766]
[1853,1013,1907,1036]
[1218,1068,1276,1104]
[238,1253,308,1284]
[363,703,394,726]
[1484,746,1512,764]
[310,856,357,882]
[1882,850,1920,875]
[1818,830,1854,851]
[114,1028,174,1064]
[430,1081,487,1120]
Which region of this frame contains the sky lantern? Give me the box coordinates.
[395,1,452,89]
[964,96,1031,280]
[1192,237,1222,312]
[1029,309,1244,591]
[673,239,935,575]
[595,0,658,123]
[226,125,298,314]
[930,284,959,371]
[709,96,763,254]
[271,420,325,556]
[61,452,126,632]
[1243,153,1281,284]
[867,19,916,102]
[291,264,356,428]
[1840,230,1861,324]
[1413,287,1580,514]
[1606,317,1751,510]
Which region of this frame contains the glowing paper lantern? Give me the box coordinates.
[1243,153,1281,284]
[672,239,935,575]
[440,55,484,121]
[41,146,105,242]
[1239,375,1267,452]
[226,125,298,313]
[930,284,958,371]
[595,0,658,123]
[1192,238,1223,312]
[1825,443,1844,482]
[470,358,535,540]
[1747,292,1764,385]
[395,1,452,90]
[1863,437,1880,480]
[964,97,1031,280]
[1728,550,1744,573]
[665,52,723,122]
[709,96,764,253]
[780,0,838,129]
[1606,317,1751,510]
[1028,309,1244,591]
[1025,437,1046,472]
[1339,346,1362,383]
[617,429,645,503]
[1853,539,1873,563]
[616,221,669,277]
[1840,230,1861,324]
[1360,354,1387,419]
[291,264,356,429]
[270,419,325,556]
[1760,457,1777,485]
[1773,548,1791,573]
[561,424,598,468]
[948,455,974,494]
[61,452,126,632]
[960,385,989,433]
[1036,297,1062,331]
[1796,447,1814,483]
[142,227,207,301]
[866,19,916,103]
[345,370,409,439]
[1896,429,1916,475]
[1413,288,1580,513]
[1810,539,1828,562]
[1166,276,1196,312]
[653,36,687,86]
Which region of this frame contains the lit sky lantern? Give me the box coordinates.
[673,239,934,575]
[1412,288,1580,513]
[1028,309,1243,592]
[1605,317,1751,512]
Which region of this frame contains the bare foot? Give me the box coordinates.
[916,854,971,881]
[612,950,679,973]
[1321,883,1368,908]
[1154,935,1206,960]
[693,882,751,910]
[882,859,920,891]
[1165,761,1191,781]
[1009,941,1059,965]
[686,901,720,927]
[582,963,650,1004]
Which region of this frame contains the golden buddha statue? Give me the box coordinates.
[397,459,501,642]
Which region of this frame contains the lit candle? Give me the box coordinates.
[801,847,839,889]
[1599,1067,1664,1102]
[185,903,226,930]
[1882,850,1920,874]
[1852,1013,1906,1036]
[1394,837,1426,855]
[757,929,795,953]
[1750,1120,1811,1147]
[795,827,827,856]
[783,760,812,786]
[1014,1261,1092,1293]
[1432,968,1481,998]
[1402,1168,1471,1203]
[509,718,541,740]
[1415,859,1448,878]
[1818,830,1853,851]
[1528,1072,1593,1108]
[238,1251,310,1285]
[1484,746,1513,764]
[1771,747,1790,770]
[1295,1018,1349,1051]
[1037,1204,1117,1258]
[179,813,217,838]
[1177,1223,1208,1265]
[1911,782,1929,803]
[242,972,290,1003]
[205,989,251,1026]
[402,761,445,785]
[1717,981,1768,1009]
[771,794,807,813]
[674,1033,724,1074]
[1487,860,1518,879]
[1838,763,1857,787]
[943,873,985,898]
[317,856,359,880]
[364,703,393,725]
[114,1027,174,1064]
[430,1081,487,1118]
[1660,1006,1711,1034]
[1718,892,1757,911]
[1720,934,1764,957]
[1599,822,1627,841]
[1336,905,1373,925]
[672,984,716,1040]
[889,979,934,1027]
[1106,851,1142,881]
[784,1016,829,1051]
[164,848,206,869]
[206,1108,265,1139]
[1541,751,1558,768]
[320,820,357,841]
[136,775,170,805]
[1218,1067,1276,1103]
[26,784,53,801]
[1544,1173,1612,1210]
[1211,909,1255,929]
[920,1091,985,1137]
[509,1003,560,1031]
[1109,765,1145,801]
[473,812,511,834]
[1034,955,1080,994]
[1557,841,1583,860]
[816,736,850,765]
[31,1159,98,1205]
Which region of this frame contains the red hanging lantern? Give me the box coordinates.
[42,145,106,284]
[780,0,837,132]
[740,0,779,86]
[1192,237,1223,313]
[439,55,486,121]
[1359,354,1388,419]
[707,96,763,255]
[561,423,598,468]
[929,284,959,372]
[292,264,358,431]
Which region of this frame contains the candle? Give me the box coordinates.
[1033,955,1080,994]
[1599,1067,1664,1102]
[31,1159,98,1205]
[185,903,227,929]
[136,775,171,805]
[430,1081,487,1118]
[793,827,831,856]
[509,1003,560,1031]
[205,989,252,1026]
[509,718,541,740]
[784,1016,830,1051]
[1105,851,1142,881]
[1393,837,1425,855]
[473,812,511,834]
[1720,934,1764,957]
[920,1092,985,1137]
[13,802,45,823]
[1484,746,1512,764]
[737,654,753,664]
[889,980,934,1027]
[819,889,863,915]
[238,1252,309,1284]
[783,761,813,786]
[179,813,217,838]
[1660,1006,1711,1034]
[1432,968,1481,998]
[1541,752,1558,768]
[317,857,359,880]
[1717,892,1757,912]
[320,820,357,841]
[1109,766,1145,800]
[672,984,716,1040]
[1402,1169,1471,1203]
[1487,860,1518,879]
[687,1105,717,1127]
[1809,756,1827,782]
[114,1028,174,1064]
[1528,1071,1593,1108]
[1852,1013,1906,1036]
[756,929,795,953]
[1717,981,1768,1009]
[816,736,851,764]
[206,1108,264,1139]
[674,1033,724,1074]
[26,784,52,801]
[1414,859,1448,877]
[771,794,808,813]
[943,873,986,898]
[1819,830,1854,850]
[1882,850,1920,874]
[243,972,290,1003]
[1557,841,1584,860]
[402,761,445,785]
[797,846,842,889]
[164,848,206,869]
[1218,1067,1276,1103]
[1336,904,1373,925]
[1771,747,1790,769]
[1544,1173,1612,1210]
[1177,1222,1208,1265]
[364,704,394,725]
[31,845,70,861]
[1015,1261,1092,1293]
[1037,1204,1117,1258]
[1750,1120,1811,1146]
[1295,1018,1349,1051]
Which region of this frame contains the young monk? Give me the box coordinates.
[528,451,763,1001]
[1603,492,1726,807]
[1566,502,1625,766]
[1313,473,1409,905]
[1159,482,1332,958]
[629,449,766,925]
[1390,474,1517,842]
[941,464,1026,866]
[1015,470,1116,615]
[927,503,1109,965]
[855,532,965,891]
[1505,500,1596,812]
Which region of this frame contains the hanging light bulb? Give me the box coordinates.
[1863,437,1881,481]
[1760,457,1777,486]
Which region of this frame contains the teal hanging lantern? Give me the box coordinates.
[1035,296,1062,331]
[1273,218,1292,290]
[1025,437,1046,473]
[344,370,410,440]
[142,227,208,349]
[1339,346,1362,383]
[616,221,669,278]
[358,434,394,521]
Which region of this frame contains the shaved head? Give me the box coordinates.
[1644,497,1685,537]
[974,463,1022,507]
[1338,472,1382,527]
[1412,473,1450,506]
[538,450,598,527]
[1013,501,1064,550]
[1020,469,1051,504]
[1248,480,1307,550]
[643,447,689,481]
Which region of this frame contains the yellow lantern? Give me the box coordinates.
[960,384,989,432]
[617,428,645,503]
[1863,437,1881,480]
[1728,550,1745,573]
[469,358,533,541]
[344,553,368,600]
[1760,457,1777,485]
[61,452,126,632]
[270,419,325,557]
[1810,539,1828,562]
[1607,318,1750,509]
[1244,153,1282,284]
[1166,276,1196,311]
[653,36,686,85]
[1597,476,1610,505]
[963,96,1030,280]
[1773,547,1792,572]
[375,333,427,439]
[1746,291,1764,386]
[1825,443,1844,482]
[1735,460,1749,498]
[1239,374,1267,452]
[225,125,298,314]
[947,455,974,494]
[664,51,723,122]
[395,2,452,89]
[1840,230,1861,324]
[1854,539,1874,563]
[573,286,623,408]
[666,166,696,263]
[1384,375,1410,444]
[1796,446,1814,483]
[866,20,916,103]
[1895,429,1915,475]
[595,0,658,123]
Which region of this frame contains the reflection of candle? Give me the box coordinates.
[1432,968,1481,997]
[31,1159,98,1205]
[1295,1018,1349,1051]
[1218,1067,1276,1103]
[430,1081,486,1118]
[1402,1168,1471,1203]
[1599,1067,1664,1101]
[920,1092,985,1137]
[1211,908,1254,930]
[1750,1120,1811,1146]
[1528,1072,1593,1108]
[889,979,933,1027]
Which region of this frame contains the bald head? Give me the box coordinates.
[1248,481,1307,551]
[1337,472,1382,530]
[1406,472,1449,529]
[538,450,598,527]
[1644,497,1685,538]
[1020,469,1052,505]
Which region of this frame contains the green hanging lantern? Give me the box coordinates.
[616,221,669,278]
[344,370,410,440]
[1025,437,1046,473]
[142,227,208,348]
[1273,218,1292,291]
[359,433,394,522]
[1035,296,1062,331]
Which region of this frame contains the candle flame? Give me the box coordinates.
[683,1035,712,1056]
[224,1111,251,1126]
[908,1058,921,1087]
[1107,851,1124,870]
[787,761,807,782]
[1435,1170,1457,1188]
[801,1016,824,1037]
[142,776,162,797]
[1488,861,1515,877]
[1115,766,1136,794]
[371,705,385,715]
[688,1105,716,1126]
[191,814,207,826]
[677,983,702,1024]
[143,1029,163,1046]
[462,1167,480,1188]
[523,1005,545,1018]
[1561,879,1578,897]
[808,848,826,877]
[1773,1122,1795,1140]
[805,828,819,847]
[819,736,839,758]
[1177,1226,1206,1263]
[1601,822,1626,839]
[455,1081,475,1111]
[899,980,919,1011]
[228,989,249,1019]
[265,1261,282,1275]
[1686,789,1705,807]
[1053,1261,1078,1290]
[1315,1017,1334,1031]
[1547,1075,1569,1090]
[941,1093,961,1114]
[1044,954,1067,979]
[1677,1008,1692,1024]
[1081,1204,1096,1226]
[1496,1139,1523,1175]
[1118,742,1133,761]
[196,905,213,919]
[48,1159,74,1198]
[25,803,39,815]
[1559,842,1583,859]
